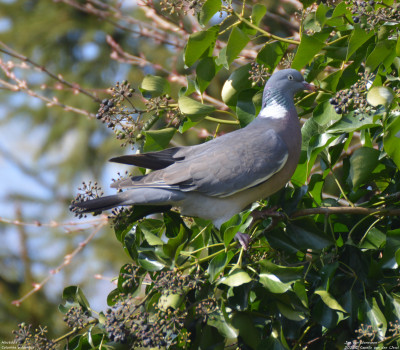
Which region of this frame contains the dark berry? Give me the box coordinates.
[107,100,114,107]
[353,16,360,23]
[96,113,102,119]
[329,98,338,105]
[369,0,374,5]
[335,107,343,114]
[103,105,109,112]
[102,98,109,105]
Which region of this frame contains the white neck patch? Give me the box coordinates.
[258,99,288,120]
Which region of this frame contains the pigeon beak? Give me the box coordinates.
[302,81,316,91]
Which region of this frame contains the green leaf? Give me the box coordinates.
[257,41,289,72]
[143,127,176,152]
[184,25,219,67]
[220,211,252,247]
[366,39,397,72]
[359,227,386,250]
[258,260,303,294]
[381,229,400,269]
[219,268,252,287]
[62,286,90,311]
[140,75,170,98]
[138,252,166,271]
[236,89,257,127]
[216,26,249,69]
[208,251,229,282]
[292,31,331,70]
[384,116,400,170]
[163,224,187,261]
[178,95,215,117]
[348,147,380,189]
[315,289,347,313]
[137,219,165,245]
[198,0,221,26]
[241,4,266,35]
[285,220,332,251]
[293,281,308,308]
[208,308,239,339]
[221,64,252,107]
[328,113,377,133]
[346,26,375,60]
[312,100,342,127]
[196,57,221,93]
[231,313,261,348]
[361,298,387,340]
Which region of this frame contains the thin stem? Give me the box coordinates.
[204,116,239,125]
[358,216,384,246]
[330,167,354,207]
[292,325,312,350]
[232,11,300,45]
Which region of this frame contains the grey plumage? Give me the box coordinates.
[72,69,314,228]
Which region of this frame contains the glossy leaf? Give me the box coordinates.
[185,26,219,67]
[178,96,216,117]
[140,75,170,98]
[143,128,176,152]
[219,268,252,287]
[198,0,221,26]
[384,116,400,170]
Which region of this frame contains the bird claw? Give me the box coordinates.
[234,232,251,250]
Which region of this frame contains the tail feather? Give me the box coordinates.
[71,193,130,214]
[70,188,186,214]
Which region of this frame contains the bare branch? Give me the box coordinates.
[11,218,108,306]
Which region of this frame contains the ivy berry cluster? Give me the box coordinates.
[70,181,104,218]
[346,0,400,29]
[329,72,374,115]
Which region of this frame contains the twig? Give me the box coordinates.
[0,215,108,233]
[232,11,300,45]
[291,207,400,218]
[11,219,108,306]
[0,41,100,102]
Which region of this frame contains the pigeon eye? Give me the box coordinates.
[287,74,294,81]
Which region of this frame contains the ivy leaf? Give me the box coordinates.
[258,260,303,294]
[328,113,377,133]
[178,96,215,117]
[383,116,400,170]
[140,75,170,98]
[198,0,221,26]
[292,31,331,70]
[208,251,230,282]
[138,251,166,271]
[346,26,375,60]
[219,268,252,287]
[221,64,252,107]
[315,289,347,313]
[143,128,176,152]
[361,298,387,340]
[196,57,222,93]
[216,26,249,69]
[184,25,219,67]
[366,39,397,71]
[61,286,91,312]
[348,147,380,189]
[257,41,289,72]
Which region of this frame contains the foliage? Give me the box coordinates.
[4,0,400,349]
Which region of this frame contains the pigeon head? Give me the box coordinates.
[265,69,315,96]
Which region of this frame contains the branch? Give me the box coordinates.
[232,11,300,45]
[11,219,108,306]
[0,41,101,102]
[291,206,400,218]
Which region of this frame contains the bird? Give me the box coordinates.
[72,69,314,246]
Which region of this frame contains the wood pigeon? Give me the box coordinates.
[72,69,314,240]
